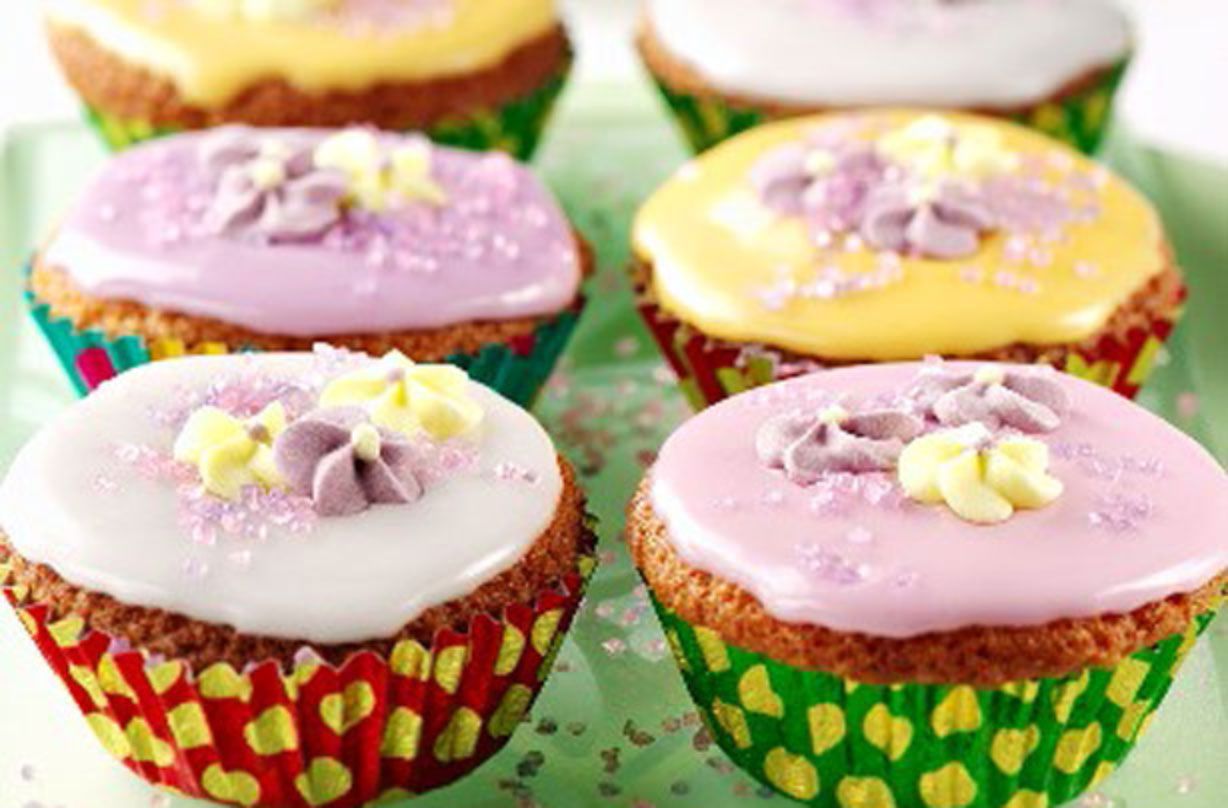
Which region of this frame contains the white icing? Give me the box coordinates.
[0,354,564,645]
[645,0,1131,108]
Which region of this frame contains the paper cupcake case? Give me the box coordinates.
[0,546,597,808]
[635,280,1184,410]
[25,274,585,407]
[650,60,1128,156]
[650,593,1221,808]
[82,58,573,161]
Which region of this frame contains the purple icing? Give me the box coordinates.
[44,127,582,337]
[273,407,423,517]
[756,407,924,484]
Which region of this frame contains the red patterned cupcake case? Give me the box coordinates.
[1,551,596,808]
[636,280,1185,410]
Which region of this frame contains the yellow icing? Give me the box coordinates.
[633,111,1166,361]
[46,0,558,106]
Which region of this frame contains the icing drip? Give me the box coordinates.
[201,129,349,242]
[908,364,1069,432]
[757,404,924,484]
[898,422,1064,524]
[273,407,424,516]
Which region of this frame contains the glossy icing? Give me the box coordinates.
[46,0,558,106]
[650,361,1228,638]
[41,127,582,337]
[0,352,564,644]
[633,111,1167,360]
[645,0,1130,108]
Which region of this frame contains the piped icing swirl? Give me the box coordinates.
[634,111,1168,360]
[41,126,582,337]
[0,350,563,643]
[651,361,1227,638]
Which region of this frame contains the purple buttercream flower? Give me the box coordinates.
[860,183,996,259]
[757,405,925,485]
[200,127,349,243]
[273,407,423,517]
[907,365,1070,433]
[751,142,890,239]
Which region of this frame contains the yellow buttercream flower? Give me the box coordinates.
[313,130,447,212]
[320,352,483,440]
[898,423,1063,525]
[173,402,288,500]
[878,115,1018,181]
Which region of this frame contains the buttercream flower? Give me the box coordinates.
[908,365,1069,433]
[898,422,1063,525]
[173,402,288,500]
[313,129,448,212]
[877,115,1019,180]
[757,404,925,485]
[273,408,423,517]
[319,351,483,440]
[201,129,349,242]
[751,142,889,235]
[860,183,996,259]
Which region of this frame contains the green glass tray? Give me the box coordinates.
[1,83,1225,808]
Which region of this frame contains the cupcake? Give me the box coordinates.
[629,360,1227,808]
[638,0,1131,154]
[45,0,572,157]
[0,349,596,807]
[28,125,588,405]
[632,110,1183,409]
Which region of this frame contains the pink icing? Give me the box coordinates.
[42,128,582,337]
[650,362,1228,638]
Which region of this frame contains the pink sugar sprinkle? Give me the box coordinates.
[1089,492,1153,532]
[493,461,539,484]
[1074,260,1099,279]
[797,544,869,586]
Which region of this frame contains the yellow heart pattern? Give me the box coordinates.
[990,725,1041,776]
[245,706,299,755]
[739,665,784,718]
[863,705,914,761]
[837,776,896,808]
[931,686,982,737]
[763,747,820,801]
[919,762,977,808]
[807,703,846,757]
[1054,724,1103,774]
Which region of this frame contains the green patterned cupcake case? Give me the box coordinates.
[653,597,1217,808]
[84,59,572,160]
[650,59,1128,156]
